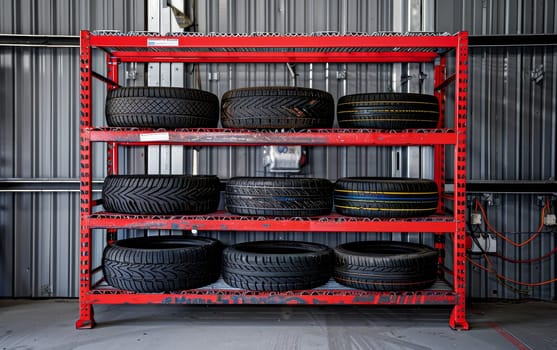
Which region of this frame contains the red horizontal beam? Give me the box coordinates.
[109,51,438,63]
[89,34,459,49]
[84,289,457,305]
[86,212,457,232]
[86,129,457,146]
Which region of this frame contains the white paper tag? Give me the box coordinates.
[147,39,179,47]
[139,132,170,142]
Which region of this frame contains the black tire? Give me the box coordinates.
[334,177,438,218]
[337,92,439,129]
[225,177,333,216]
[102,175,221,215]
[103,236,222,292]
[333,241,438,291]
[221,87,334,129]
[222,240,333,291]
[106,87,219,128]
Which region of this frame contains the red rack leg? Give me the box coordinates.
[450,31,470,331]
[434,55,447,214]
[77,30,96,329]
[106,142,118,245]
[76,303,95,329]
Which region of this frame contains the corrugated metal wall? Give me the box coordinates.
[0,0,555,300]
[0,0,144,297]
[437,0,556,300]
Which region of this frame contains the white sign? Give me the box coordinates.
[146,39,179,47]
[139,132,170,142]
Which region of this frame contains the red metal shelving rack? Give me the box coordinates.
[77,30,469,330]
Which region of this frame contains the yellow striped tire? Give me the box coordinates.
[337,92,439,129]
[334,177,439,218]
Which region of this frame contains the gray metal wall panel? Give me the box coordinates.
[436,0,557,35]
[0,0,144,297]
[0,193,14,296]
[436,1,556,299]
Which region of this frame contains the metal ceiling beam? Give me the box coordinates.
[468,34,557,47]
[0,34,79,47]
[1,33,557,48]
[466,180,557,194]
[0,179,103,192]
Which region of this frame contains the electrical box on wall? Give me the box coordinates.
[470,234,497,253]
[263,146,307,173]
[544,213,556,226]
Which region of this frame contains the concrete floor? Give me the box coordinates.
[0,300,556,350]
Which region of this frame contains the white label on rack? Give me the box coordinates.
[139,132,170,142]
[147,39,179,47]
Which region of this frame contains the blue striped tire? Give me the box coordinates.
[334,177,439,218]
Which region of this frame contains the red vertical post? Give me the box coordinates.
[106,54,119,176]
[434,55,447,214]
[76,30,95,329]
[450,31,470,330]
[106,56,120,245]
[433,55,448,277]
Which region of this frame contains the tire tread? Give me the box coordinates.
[333,241,438,291]
[221,87,334,129]
[106,87,219,128]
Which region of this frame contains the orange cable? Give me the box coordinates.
[495,273,557,287]
[466,256,557,286]
[474,198,547,247]
[466,256,492,272]
[467,198,555,287]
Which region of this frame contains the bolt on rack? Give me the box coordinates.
[78,30,469,330]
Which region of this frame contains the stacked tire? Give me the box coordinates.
[105,87,219,128]
[225,177,333,217]
[102,87,224,292]
[103,236,222,293]
[337,92,440,129]
[218,239,437,292]
[332,241,438,291]
[100,174,222,292]
[221,87,334,129]
[334,177,439,218]
[102,175,221,215]
[222,240,334,291]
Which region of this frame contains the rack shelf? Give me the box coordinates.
[87,211,457,232]
[76,279,457,328]
[86,279,457,304]
[78,30,469,330]
[86,128,457,146]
